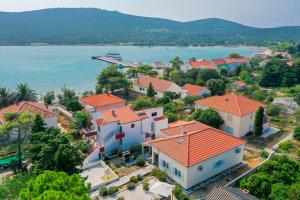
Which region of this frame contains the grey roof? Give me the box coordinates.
[206,186,259,200]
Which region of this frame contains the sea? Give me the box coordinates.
[0,46,260,96]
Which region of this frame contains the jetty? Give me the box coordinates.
[92,56,141,68]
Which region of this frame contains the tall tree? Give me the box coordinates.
[192,108,224,128]
[147,82,155,98]
[254,107,264,136]
[0,87,14,108]
[197,69,220,82]
[206,79,225,96]
[43,90,55,105]
[15,83,38,103]
[72,111,91,130]
[170,56,183,69]
[31,114,46,133]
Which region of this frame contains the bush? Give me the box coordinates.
[142,181,149,191]
[117,198,125,200]
[294,126,300,141]
[151,168,168,182]
[173,185,191,200]
[137,174,143,182]
[127,182,136,190]
[267,104,286,116]
[130,176,138,183]
[107,186,118,195]
[279,141,294,152]
[99,187,108,197]
[259,150,269,159]
[135,156,145,167]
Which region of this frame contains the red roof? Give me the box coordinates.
[182,84,209,96]
[80,94,125,108]
[154,61,162,66]
[196,93,266,116]
[100,106,148,124]
[224,58,250,64]
[287,61,293,67]
[145,126,245,167]
[161,120,211,137]
[134,75,175,92]
[212,58,226,65]
[0,101,55,122]
[233,81,247,87]
[188,60,217,70]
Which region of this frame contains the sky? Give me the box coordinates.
[0,0,299,28]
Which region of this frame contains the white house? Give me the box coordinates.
[84,106,168,162]
[132,75,183,98]
[144,120,245,189]
[181,84,211,98]
[195,93,267,138]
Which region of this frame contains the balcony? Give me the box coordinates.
[81,127,97,137]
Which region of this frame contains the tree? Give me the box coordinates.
[197,69,220,82]
[1,111,35,169]
[135,155,145,167]
[132,96,154,110]
[269,183,289,200]
[19,171,91,200]
[282,67,296,87]
[254,107,264,136]
[72,111,91,130]
[147,82,155,98]
[43,90,55,105]
[66,98,83,112]
[219,66,228,77]
[289,183,300,200]
[170,56,183,69]
[294,126,300,141]
[183,96,200,106]
[15,83,38,103]
[206,79,225,96]
[267,104,286,117]
[192,108,224,128]
[239,71,253,84]
[31,114,46,133]
[0,87,14,108]
[96,65,131,94]
[57,87,82,112]
[229,53,242,58]
[295,109,300,123]
[240,173,271,199]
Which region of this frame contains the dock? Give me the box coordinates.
[93,56,141,68]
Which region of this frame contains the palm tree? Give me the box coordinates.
[0,87,14,108]
[15,83,38,103]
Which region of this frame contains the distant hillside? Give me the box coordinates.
[0,8,300,46]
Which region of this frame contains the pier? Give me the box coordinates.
[93,56,141,68]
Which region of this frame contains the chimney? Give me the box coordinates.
[182,130,188,135]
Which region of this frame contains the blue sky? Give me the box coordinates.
[0,0,299,28]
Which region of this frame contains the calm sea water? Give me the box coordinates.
[0,46,258,96]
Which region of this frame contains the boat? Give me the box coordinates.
[105,51,123,61]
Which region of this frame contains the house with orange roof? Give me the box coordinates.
[213,58,250,72]
[80,93,125,113]
[181,84,211,97]
[232,81,247,91]
[143,120,245,189]
[180,59,217,72]
[132,75,183,98]
[84,106,168,162]
[195,93,267,137]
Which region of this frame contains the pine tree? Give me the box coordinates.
[254,107,264,136]
[147,82,155,98]
[31,114,46,133]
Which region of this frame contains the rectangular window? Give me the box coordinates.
[120,126,123,133]
[151,112,157,117]
[174,168,181,178]
[151,122,155,132]
[139,87,142,91]
[155,92,158,95]
[225,127,233,134]
[162,160,169,169]
[131,123,135,128]
[214,160,225,169]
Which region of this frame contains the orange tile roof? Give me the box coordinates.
[100,106,148,124]
[188,60,217,70]
[168,120,190,127]
[212,58,226,65]
[161,120,211,137]
[224,58,250,64]
[80,94,125,108]
[134,75,174,92]
[145,127,245,167]
[182,84,209,96]
[196,93,266,116]
[233,81,247,87]
[0,101,55,122]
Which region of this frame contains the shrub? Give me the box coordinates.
[259,150,269,159]
[173,185,191,200]
[294,126,300,141]
[137,174,143,182]
[279,141,294,152]
[142,181,149,191]
[99,187,108,197]
[130,176,138,183]
[135,156,145,167]
[151,168,168,182]
[267,104,286,116]
[107,186,118,195]
[117,198,125,200]
[127,182,136,190]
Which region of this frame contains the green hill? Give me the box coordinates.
[0,8,299,46]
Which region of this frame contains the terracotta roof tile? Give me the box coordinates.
[80,94,125,108]
[182,84,209,96]
[233,81,247,87]
[145,126,245,167]
[134,75,174,92]
[224,58,250,64]
[196,93,266,116]
[188,60,217,70]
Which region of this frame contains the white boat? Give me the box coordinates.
[105,51,123,61]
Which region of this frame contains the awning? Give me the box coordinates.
[149,180,175,198]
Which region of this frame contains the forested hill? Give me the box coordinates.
[0,8,300,46]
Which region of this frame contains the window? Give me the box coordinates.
[214,160,225,169]
[155,92,158,95]
[225,127,234,134]
[197,165,203,171]
[140,87,143,91]
[250,114,253,119]
[151,112,157,117]
[119,126,123,133]
[174,168,181,178]
[235,148,241,153]
[151,122,155,131]
[131,123,135,128]
[162,160,169,169]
